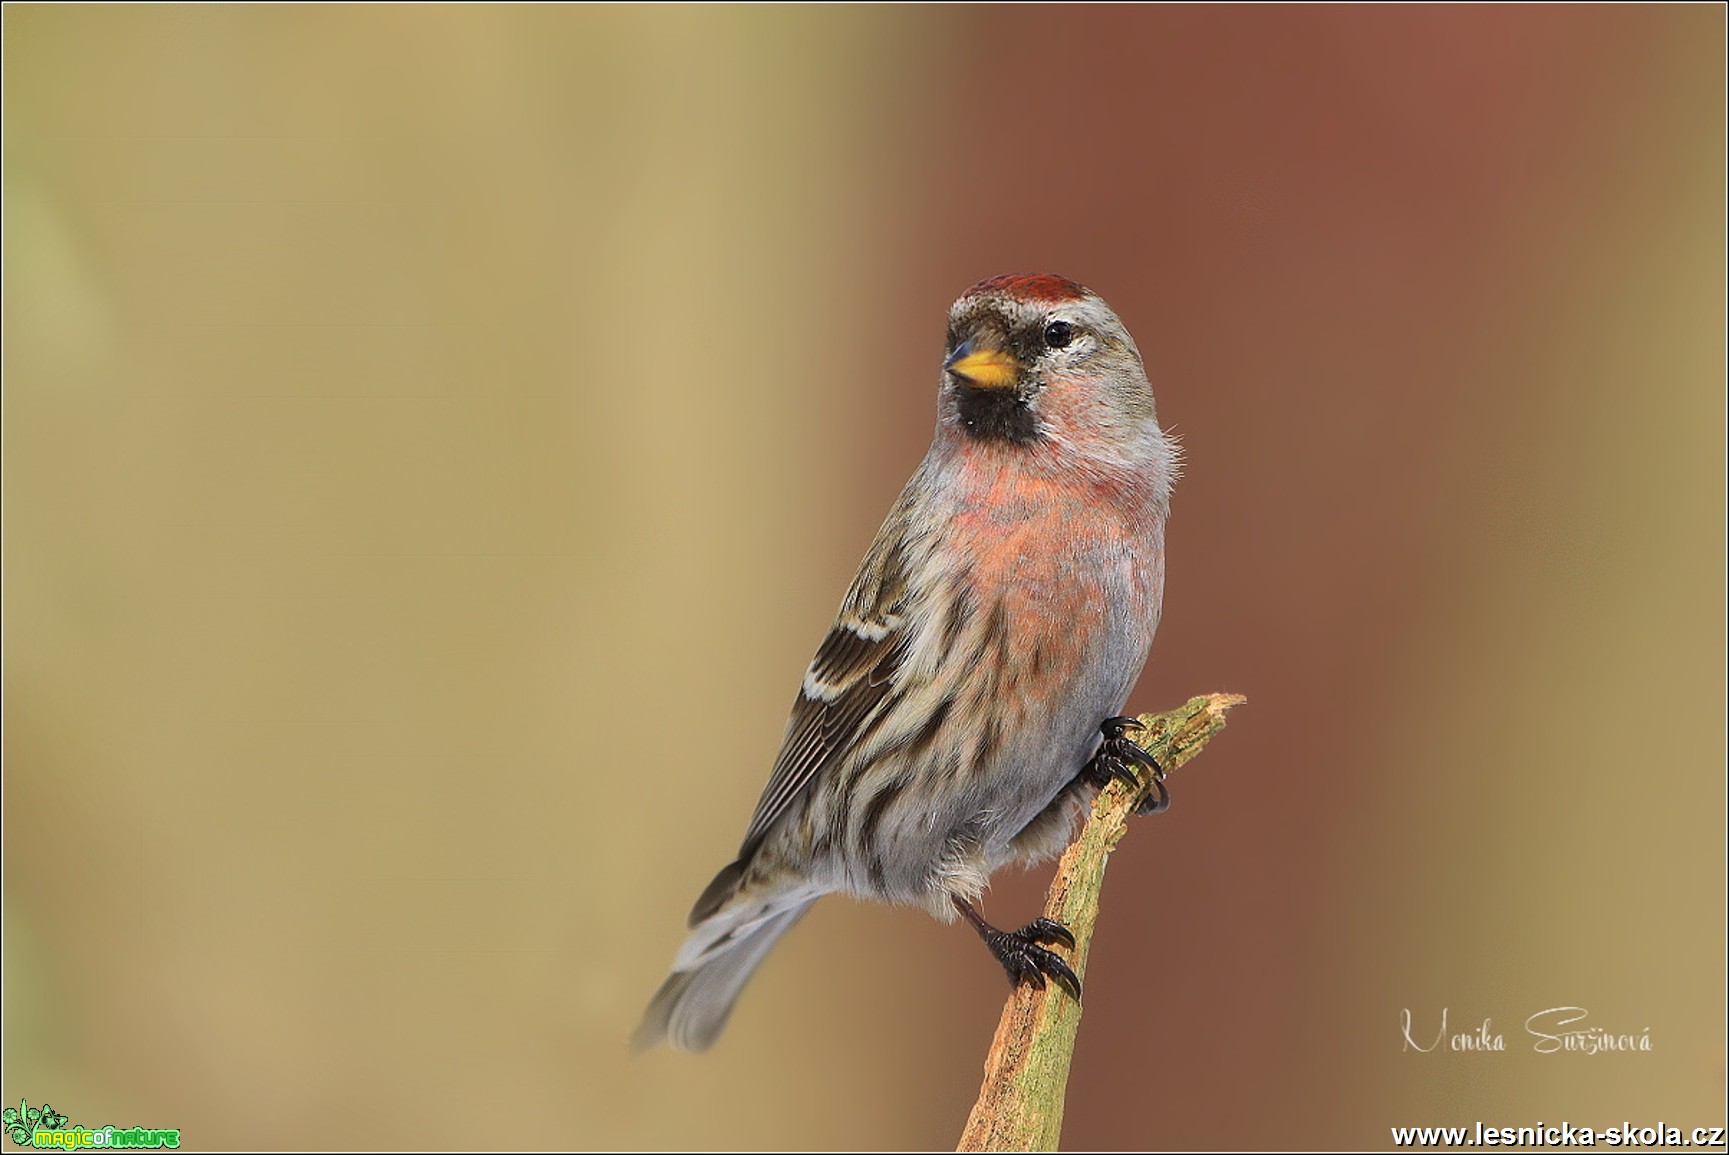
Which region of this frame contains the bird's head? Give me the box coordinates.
[938,274,1164,472]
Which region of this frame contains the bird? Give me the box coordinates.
[636,273,1179,1052]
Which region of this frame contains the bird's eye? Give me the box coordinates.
[1043,321,1074,349]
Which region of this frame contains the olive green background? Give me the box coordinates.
[5,6,1723,1149]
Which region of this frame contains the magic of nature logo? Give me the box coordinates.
[3,1099,180,1150]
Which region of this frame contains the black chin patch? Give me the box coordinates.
[955,384,1039,445]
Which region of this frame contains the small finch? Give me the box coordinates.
[637,274,1179,1052]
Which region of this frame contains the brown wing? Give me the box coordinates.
[736,525,914,859]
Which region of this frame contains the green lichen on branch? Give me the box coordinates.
[957,692,1246,1153]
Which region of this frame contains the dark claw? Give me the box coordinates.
[987,928,1083,1002]
[953,898,1083,1001]
[1021,916,1077,950]
[1136,774,1170,815]
[1083,716,1170,814]
[1089,753,1142,792]
[1100,715,1146,740]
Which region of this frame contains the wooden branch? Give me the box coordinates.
[957,692,1247,1153]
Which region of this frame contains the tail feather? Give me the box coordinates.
[634,898,815,1052]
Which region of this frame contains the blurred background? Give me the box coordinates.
[4,5,1723,1149]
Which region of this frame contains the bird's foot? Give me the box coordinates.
[953,899,1082,1001]
[985,918,1083,1001]
[1082,715,1169,815]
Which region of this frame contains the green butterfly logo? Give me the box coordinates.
[3,1100,69,1146]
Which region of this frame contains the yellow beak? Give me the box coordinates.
[945,345,1020,390]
